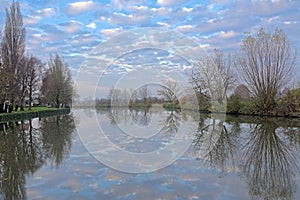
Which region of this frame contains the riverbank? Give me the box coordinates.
[78,103,300,118]
[0,107,71,123]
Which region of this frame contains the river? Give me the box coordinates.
[0,107,299,199]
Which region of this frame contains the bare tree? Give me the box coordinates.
[189,49,235,105]
[157,80,182,104]
[41,54,73,108]
[138,85,151,104]
[0,60,10,109]
[108,87,122,106]
[25,55,43,110]
[1,0,26,107]
[18,58,28,110]
[237,28,295,113]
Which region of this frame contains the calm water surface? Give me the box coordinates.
[0,108,299,200]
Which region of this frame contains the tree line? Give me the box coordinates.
[187,27,299,116]
[0,1,73,113]
[98,28,299,116]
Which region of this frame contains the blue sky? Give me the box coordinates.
[0,0,299,98]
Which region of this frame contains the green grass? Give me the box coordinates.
[129,103,152,109]
[0,106,71,122]
[23,106,57,112]
[162,103,181,111]
[0,106,63,116]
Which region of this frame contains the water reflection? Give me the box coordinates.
[96,107,184,135]
[41,115,76,167]
[193,115,237,177]
[160,110,181,134]
[0,114,75,200]
[193,114,300,200]
[239,118,299,200]
[130,108,151,127]
[95,107,300,199]
[1,107,299,199]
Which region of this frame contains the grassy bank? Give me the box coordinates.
[0,107,71,123]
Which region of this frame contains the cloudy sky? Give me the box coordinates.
[0,0,299,98]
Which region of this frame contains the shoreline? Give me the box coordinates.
[0,107,71,123]
[75,105,300,119]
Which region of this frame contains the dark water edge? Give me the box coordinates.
[0,108,70,123]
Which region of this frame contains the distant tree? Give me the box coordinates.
[41,54,73,108]
[108,87,122,106]
[237,28,295,114]
[157,80,182,104]
[138,85,151,104]
[1,0,26,107]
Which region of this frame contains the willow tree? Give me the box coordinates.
[41,54,73,108]
[1,0,26,108]
[237,28,295,114]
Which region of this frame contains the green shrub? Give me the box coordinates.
[227,94,241,114]
[239,100,257,114]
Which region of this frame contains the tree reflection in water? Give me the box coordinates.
[240,118,299,200]
[193,116,237,177]
[95,107,300,200]
[0,114,75,200]
[160,110,181,134]
[130,108,151,127]
[41,115,76,167]
[193,115,300,200]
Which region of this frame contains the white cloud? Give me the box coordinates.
[176,25,194,32]
[24,15,41,26]
[157,22,170,28]
[101,27,124,39]
[112,0,146,10]
[60,20,83,34]
[199,44,210,48]
[69,34,102,48]
[108,12,148,26]
[283,21,298,25]
[131,5,148,11]
[182,7,193,12]
[64,1,96,16]
[219,30,236,39]
[86,22,96,29]
[157,0,186,7]
[151,7,172,15]
[37,8,57,17]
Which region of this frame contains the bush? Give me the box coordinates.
[227,94,241,114]
[239,100,257,114]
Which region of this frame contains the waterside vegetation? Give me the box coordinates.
[0,1,74,115]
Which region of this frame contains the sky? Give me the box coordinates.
[0,0,299,99]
